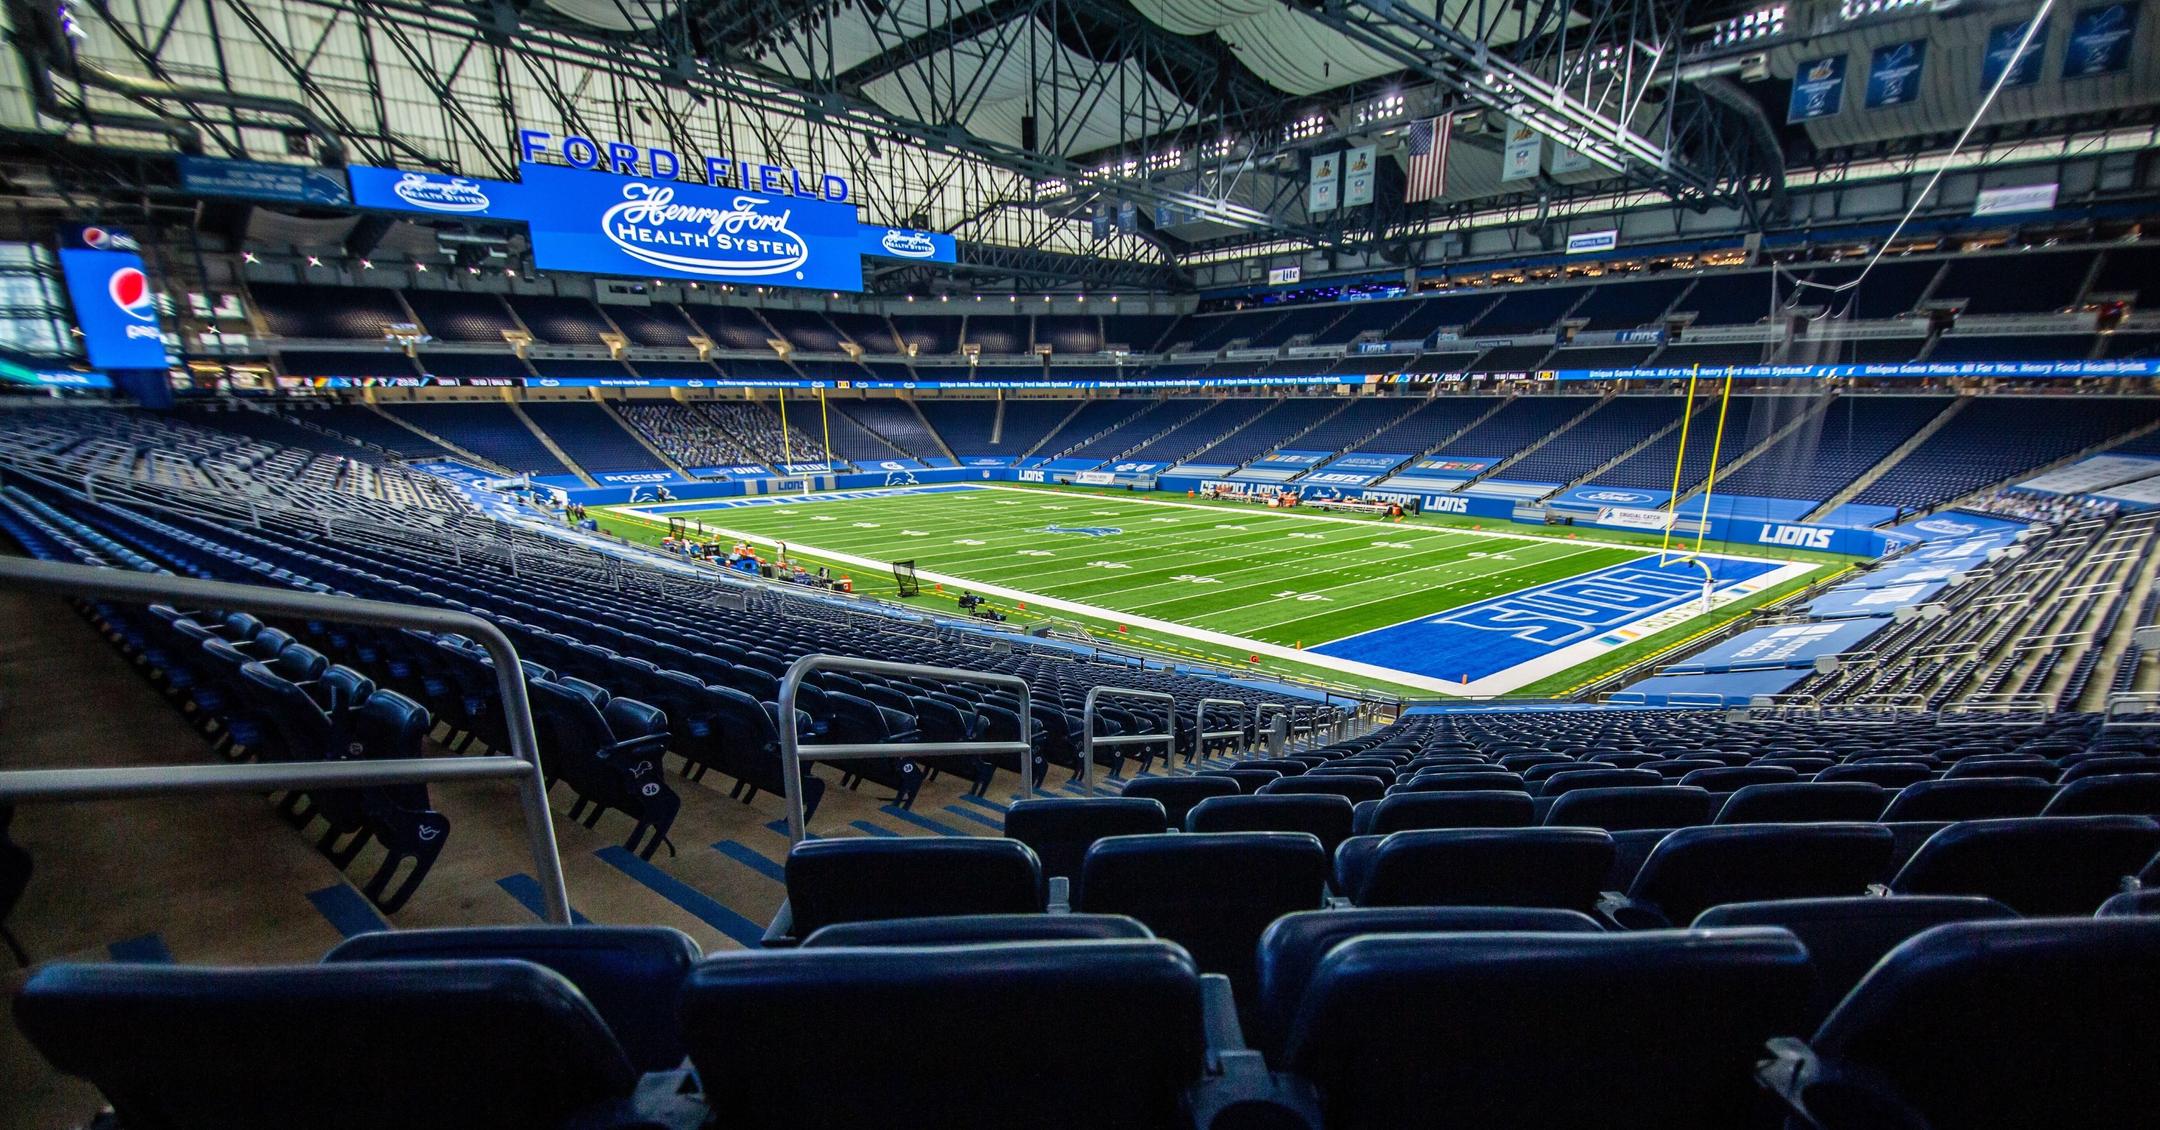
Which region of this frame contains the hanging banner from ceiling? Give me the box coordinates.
[1787,55,1848,122]
[1500,119,1542,182]
[518,162,864,291]
[1342,145,1377,208]
[1309,151,1342,213]
[2063,2,2139,78]
[1981,18,2049,90]
[348,166,525,219]
[1865,40,1928,109]
[1548,143,1594,176]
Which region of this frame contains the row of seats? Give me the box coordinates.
[19,912,2157,1128]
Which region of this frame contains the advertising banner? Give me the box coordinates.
[56,225,167,370]
[177,156,350,205]
[519,162,864,290]
[858,226,957,263]
[349,165,523,219]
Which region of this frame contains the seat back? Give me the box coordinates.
[1357,790,1533,834]
[15,960,635,1130]
[1692,895,2016,1027]
[680,941,1205,1130]
[1252,907,1602,1058]
[1194,768,1280,793]
[1077,832,1327,996]
[1282,928,1811,1130]
[1879,777,2055,822]
[1185,793,1355,854]
[1626,823,1895,926]
[1355,827,1615,911]
[1396,771,1526,793]
[1716,782,1888,824]
[1889,815,2160,915]
[323,925,700,1072]
[1118,775,1238,827]
[1803,919,2160,1130]
[1678,765,1800,791]
[1817,762,1936,789]
[1545,785,1714,831]
[1536,767,1663,798]
[800,913,1153,947]
[783,838,1045,938]
[1002,797,1167,880]
[1259,774,1385,803]
[2041,772,2160,817]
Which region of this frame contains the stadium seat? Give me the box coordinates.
[1817,762,1937,789]
[1877,777,2056,822]
[799,913,1153,947]
[1535,767,1663,798]
[1118,774,1238,827]
[529,678,680,860]
[1249,906,1603,1056]
[1692,895,2017,1026]
[680,940,1236,1130]
[1258,774,1385,803]
[15,960,644,1130]
[1194,768,1280,793]
[1887,816,2160,915]
[1944,757,2059,781]
[1395,771,1526,792]
[1185,793,1356,854]
[1352,790,1534,834]
[1606,823,1896,928]
[1352,827,1615,911]
[1545,785,1715,830]
[1716,782,1888,824]
[1759,919,2160,1130]
[1076,832,1328,995]
[1283,928,1811,1129]
[1680,765,1800,791]
[1001,797,1166,880]
[2041,772,2160,817]
[2058,755,2160,782]
[2097,888,2160,916]
[323,925,700,1072]
[773,838,1045,943]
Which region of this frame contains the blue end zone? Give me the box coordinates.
[1309,555,1785,682]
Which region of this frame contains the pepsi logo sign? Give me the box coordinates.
[108,268,160,333]
[393,172,492,213]
[601,183,808,277]
[879,229,938,258]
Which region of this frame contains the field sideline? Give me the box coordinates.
[601,484,1838,697]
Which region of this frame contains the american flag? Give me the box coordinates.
[1405,113,1452,203]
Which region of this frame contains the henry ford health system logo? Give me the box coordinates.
[602,182,808,277]
[394,173,492,213]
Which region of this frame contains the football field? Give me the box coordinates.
[607,484,1826,696]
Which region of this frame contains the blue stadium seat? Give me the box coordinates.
[1817,762,1937,789]
[1283,928,1811,1129]
[1535,767,1664,798]
[680,941,1228,1130]
[774,838,1045,944]
[323,925,700,1072]
[1002,797,1167,880]
[1607,823,1895,928]
[799,913,1153,947]
[1760,918,2160,1130]
[1887,816,2160,915]
[2041,772,2160,817]
[1396,770,1526,792]
[2097,888,2160,917]
[1545,785,1715,830]
[1878,777,2056,822]
[1717,782,1889,824]
[1692,895,2016,1026]
[1259,774,1386,803]
[1076,831,1328,996]
[1250,906,1603,1056]
[1118,775,1239,827]
[1352,827,1615,911]
[1353,790,1534,834]
[15,960,641,1130]
[1185,793,1356,854]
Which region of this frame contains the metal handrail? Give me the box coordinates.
[1079,686,1175,789]
[0,556,571,923]
[1194,697,1249,763]
[777,654,1032,842]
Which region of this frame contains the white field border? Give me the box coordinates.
[610,485,1817,697]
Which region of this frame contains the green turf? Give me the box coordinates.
[601,484,1835,697]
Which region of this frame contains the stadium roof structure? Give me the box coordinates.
[4,0,2157,293]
